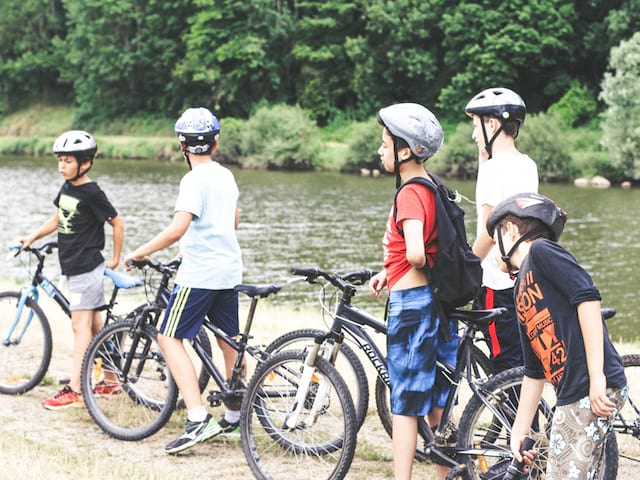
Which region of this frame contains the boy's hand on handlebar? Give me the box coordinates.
[368,270,387,298]
[124,253,148,271]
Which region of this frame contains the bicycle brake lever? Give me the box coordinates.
[6,244,22,260]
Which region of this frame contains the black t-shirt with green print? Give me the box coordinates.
[53,181,117,276]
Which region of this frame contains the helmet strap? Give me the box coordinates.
[480,116,504,160]
[497,224,548,276]
[393,139,415,189]
[69,160,92,182]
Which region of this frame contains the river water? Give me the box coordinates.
[1,156,638,341]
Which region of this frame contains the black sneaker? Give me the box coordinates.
[165,414,222,454]
[219,417,240,438]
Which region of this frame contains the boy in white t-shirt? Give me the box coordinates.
[125,107,243,454]
[465,88,538,375]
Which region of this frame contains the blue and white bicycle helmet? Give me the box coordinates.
[174,107,221,155]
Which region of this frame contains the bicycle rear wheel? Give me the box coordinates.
[241,350,357,480]
[616,354,640,470]
[0,291,52,394]
[81,320,178,441]
[122,303,211,409]
[265,328,369,430]
[375,343,491,439]
[455,367,618,480]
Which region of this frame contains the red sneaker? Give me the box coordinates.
[92,380,123,396]
[42,386,83,410]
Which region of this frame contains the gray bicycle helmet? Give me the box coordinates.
[174,107,221,155]
[52,130,98,157]
[465,87,526,127]
[378,103,444,161]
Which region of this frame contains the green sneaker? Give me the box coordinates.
[218,417,240,438]
[165,414,222,454]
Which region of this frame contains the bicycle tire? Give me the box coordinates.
[0,291,52,394]
[455,366,618,480]
[240,350,357,480]
[375,343,492,439]
[81,319,178,441]
[616,354,640,471]
[265,328,369,430]
[123,303,211,409]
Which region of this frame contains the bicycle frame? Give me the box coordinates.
[292,267,517,469]
[4,241,141,348]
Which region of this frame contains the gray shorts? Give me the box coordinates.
[67,262,106,311]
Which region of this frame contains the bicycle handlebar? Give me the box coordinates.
[7,241,58,261]
[290,266,378,289]
[126,258,181,275]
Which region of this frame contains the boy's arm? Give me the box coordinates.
[402,219,426,268]
[125,211,192,265]
[472,204,494,260]
[106,215,124,269]
[510,376,545,462]
[578,300,617,417]
[19,210,60,249]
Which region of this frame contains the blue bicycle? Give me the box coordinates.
[0,241,141,394]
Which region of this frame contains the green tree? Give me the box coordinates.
[345,0,447,118]
[177,0,295,117]
[438,0,575,115]
[290,1,366,124]
[0,0,67,113]
[600,31,640,180]
[57,0,191,124]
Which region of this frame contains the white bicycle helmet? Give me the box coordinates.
[465,87,526,127]
[52,130,98,157]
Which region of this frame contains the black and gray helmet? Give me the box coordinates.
[52,130,98,157]
[378,103,444,161]
[487,192,567,241]
[465,87,526,127]
[487,192,567,274]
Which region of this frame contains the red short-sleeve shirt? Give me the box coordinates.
[382,182,438,290]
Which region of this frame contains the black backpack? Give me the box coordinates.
[393,174,482,311]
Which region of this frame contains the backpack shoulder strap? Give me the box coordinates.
[392,176,436,237]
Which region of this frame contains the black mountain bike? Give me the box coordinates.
[80,267,282,441]
[241,266,618,480]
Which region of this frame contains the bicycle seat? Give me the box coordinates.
[601,307,616,320]
[235,284,281,298]
[448,307,508,327]
[104,268,143,289]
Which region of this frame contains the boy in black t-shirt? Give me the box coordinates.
[20,130,124,409]
[486,192,627,479]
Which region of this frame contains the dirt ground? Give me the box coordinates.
[0,294,636,479]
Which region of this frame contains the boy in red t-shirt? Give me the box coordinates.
[369,103,457,480]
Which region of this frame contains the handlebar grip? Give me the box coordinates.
[290,266,321,278]
[127,259,149,269]
[503,437,535,480]
[343,269,378,284]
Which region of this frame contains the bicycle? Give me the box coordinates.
[446,307,622,480]
[240,266,508,480]
[0,241,142,394]
[616,353,640,471]
[242,267,618,480]
[263,267,491,438]
[80,266,283,441]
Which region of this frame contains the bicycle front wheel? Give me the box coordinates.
[265,328,369,431]
[456,366,618,480]
[0,291,52,394]
[81,320,178,441]
[241,350,357,480]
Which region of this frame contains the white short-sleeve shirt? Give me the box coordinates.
[174,161,243,289]
[476,152,539,290]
